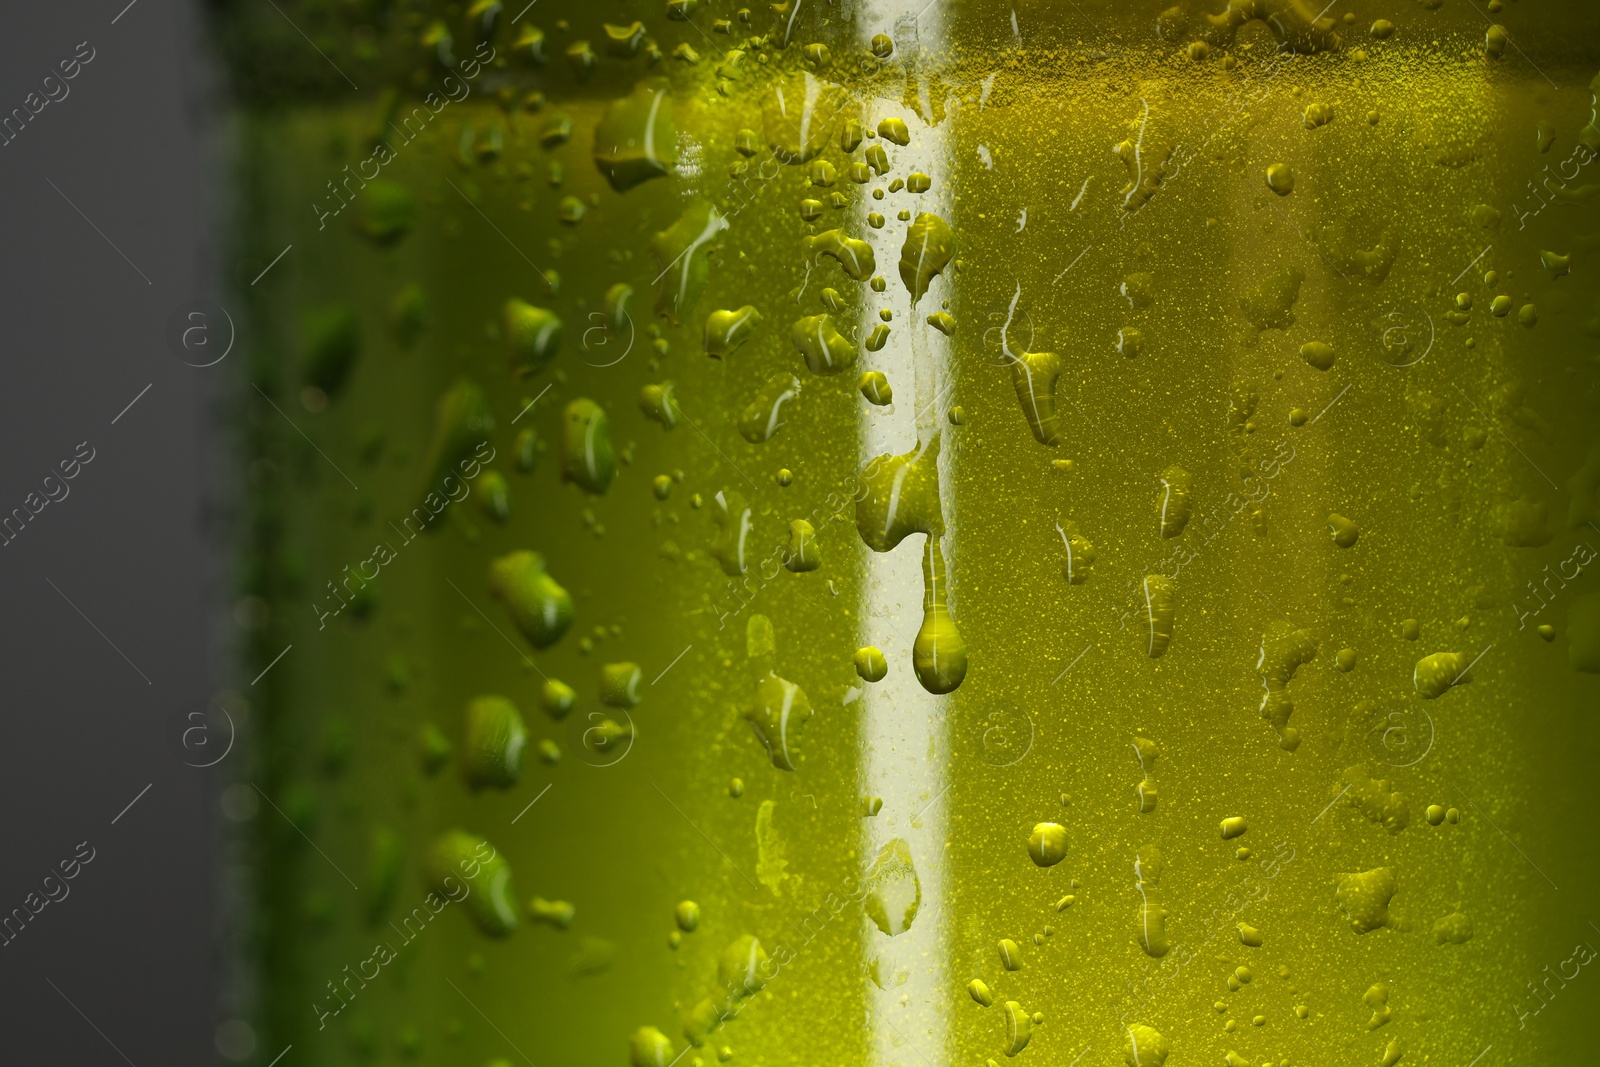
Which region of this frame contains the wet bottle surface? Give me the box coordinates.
[224,1,1600,1065]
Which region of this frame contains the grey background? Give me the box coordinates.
[0,1,226,1063]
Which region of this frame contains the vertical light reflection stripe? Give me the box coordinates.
[854,4,955,1066]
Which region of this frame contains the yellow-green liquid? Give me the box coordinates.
[231,2,1600,1065]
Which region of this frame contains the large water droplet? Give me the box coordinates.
[712,490,753,576]
[1141,575,1175,658]
[790,314,857,375]
[704,306,762,359]
[460,695,527,790]
[1009,350,1063,446]
[504,298,562,377]
[803,229,876,281]
[426,830,517,938]
[741,672,812,770]
[864,838,920,936]
[1257,622,1316,750]
[560,398,615,494]
[1157,466,1192,538]
[652,201,728,324]
[738,374,802,443]
[419,380,494,515]
[488,551,573,649]
[897,213,954,305]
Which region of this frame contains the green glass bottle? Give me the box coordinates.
[225,2,1600,1065]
